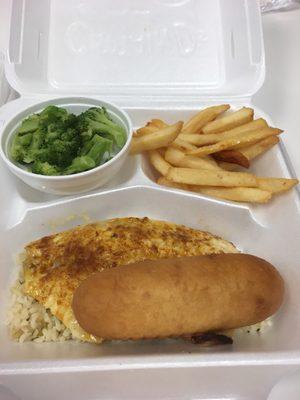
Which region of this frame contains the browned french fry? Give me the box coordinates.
[157,176,190,191]
[135,125,158,136]
[165,147,221,171]
[150,119,168,129]
[212,150,250,168]
[239,136,279,160]
[182,104,230,134]
[188,127,282,157]
[166,167,258,187]
[192,186,272,203]
[218,161,239,171]
[157,148,167,157]
[172,138,198,151]
[148,150,171,176]
[130,122,183,154]
[178,118,268,146]
[202,107,254,134]
[216,135,279,167]
[257,177,298,194]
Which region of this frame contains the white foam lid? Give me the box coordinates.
[6,0,264,105]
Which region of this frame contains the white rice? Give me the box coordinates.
[7,268,272,343]
[225,318,273,339]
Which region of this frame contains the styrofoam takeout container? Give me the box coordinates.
[0,96,133,195]
[0,1,299,399]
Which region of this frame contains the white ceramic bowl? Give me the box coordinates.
[0,97,133,195]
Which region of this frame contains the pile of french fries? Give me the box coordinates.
[130,105,298,204]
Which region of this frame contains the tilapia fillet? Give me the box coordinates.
[23,217,237,342]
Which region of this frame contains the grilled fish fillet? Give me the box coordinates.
[23,217,237,342]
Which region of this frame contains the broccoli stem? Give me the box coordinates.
[63,156,95,175]
[87,120,126,148]
[87,136,112,165]
[18,117,39,134]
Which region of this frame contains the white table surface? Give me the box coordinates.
[0,2,299,399]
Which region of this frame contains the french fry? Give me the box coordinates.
[239,136,279,160]
[166,167,258,187]
[164,147,186,164]
[202,107,254,134]
[172,138,198,151]
[177,133,211,146]
[135,119,169,137]
[186,155,221,170]
[165,147,221,171]
[218,161,239,171]
[192,186,272,203]
[130,121,183,154]
[178,118,268,146]
[131,104,298,205]
[212,150,250,168]
[136,125,158,136]
[150,119,168,129]
[148,150,171,176]
[157,176,190,191]
[182,104,230,134]
[215,136,279,168]
[188,127,282,157]
[157,147,166,157]
[257,177,298,193]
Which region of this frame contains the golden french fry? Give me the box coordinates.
[166,167,258,187]
[164,146,186,165]
[188,127,282,157]
[157,147,166,157]
[218,161,239,171]
[157,176,190,191]
[130,122,183,154]
[165,147,221,171]
[202,107,254,135]
[178,118,268,146]
[182,104,230,134]
[212,150,250,168]
[257,177,298,193]
[150,119,168,129]
[136,125,158,136]
[148,150,171,176]
[177,133,209,146]
[239,136,279,160]
[192,186,272,203]
[172,138,198,151]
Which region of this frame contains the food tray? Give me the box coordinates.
[0,1,299,399]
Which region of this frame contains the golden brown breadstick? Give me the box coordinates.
[72,254,284,340]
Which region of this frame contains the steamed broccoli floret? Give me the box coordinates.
[39,105,69,125]
[63,156,95,175]
[10,107,81,172]
[29,137,80,168]
[22,128,46,163]
[85,135,113,165]
[9,105,126,176]
[10,133,33,162]
[18,114,39,134]
[31,161,61,176]
[10,141,26,163]
[18,133,33,146]
[80,133,112,154]
[78,107,126,148]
